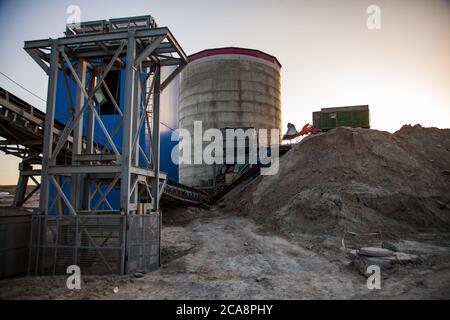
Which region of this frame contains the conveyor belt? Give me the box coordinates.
[163,180,211,207]
[0,87,105,162]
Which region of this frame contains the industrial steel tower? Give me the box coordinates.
[25,16,187,275]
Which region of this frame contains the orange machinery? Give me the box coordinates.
[282,123,320,141]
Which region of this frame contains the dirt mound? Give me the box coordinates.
[233,125,450,237]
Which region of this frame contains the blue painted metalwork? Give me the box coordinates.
[49,63,180,214]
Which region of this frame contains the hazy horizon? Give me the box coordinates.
[0,0,449,184]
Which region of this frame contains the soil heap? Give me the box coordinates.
[233,125,450,237]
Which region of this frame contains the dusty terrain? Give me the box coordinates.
[1,206,450,300]
[1,124,450,299]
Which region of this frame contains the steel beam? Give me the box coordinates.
[85,76,96,154]
[25,49,50,75]
[48,165,122,174]
[64,43,176,60]
[134,35,166,66]
[39,39,59,214]
[166,30,188,62]
[151,65,161,211]
[24,28,170,49]
[161,64,184,91]
[73,154,117,162]
[130,166,166,179]
[131,66,143,204]
[72,59,87,211]
[120,31,136,214]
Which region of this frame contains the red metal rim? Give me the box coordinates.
[188,47,281,68]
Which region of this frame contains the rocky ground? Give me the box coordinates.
[1,206,450,300]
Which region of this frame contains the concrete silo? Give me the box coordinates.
[179,47,282,187]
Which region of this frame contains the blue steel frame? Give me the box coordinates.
[24,16,187,274]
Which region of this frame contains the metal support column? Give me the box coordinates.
[72,59,87,210]
[120,31,136,215]
[151,65,161,211]
[38,39,59,214]
[83,75,96,211]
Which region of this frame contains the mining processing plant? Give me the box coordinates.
[0,16,378,277]
[0,15,378,278]
[0,14,377,278]
[0,15,286,277]
[1,2,450,302]
[1,15,190,276]
[26,15,191,275]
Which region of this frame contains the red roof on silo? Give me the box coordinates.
[188,47,282,68]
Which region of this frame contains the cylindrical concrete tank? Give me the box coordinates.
[179,47,282,187]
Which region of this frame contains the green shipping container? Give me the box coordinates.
[313,105,370,131]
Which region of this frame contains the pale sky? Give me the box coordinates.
[0,0,449,184]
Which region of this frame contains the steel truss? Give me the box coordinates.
[24,16,187,274]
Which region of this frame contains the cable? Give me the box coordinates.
[0,71,47,103]
[147,113,176,132]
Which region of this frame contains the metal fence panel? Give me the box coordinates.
[28,212,160,275]
[126,212,160,272]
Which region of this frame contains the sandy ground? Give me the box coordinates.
[1,206,450,300]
